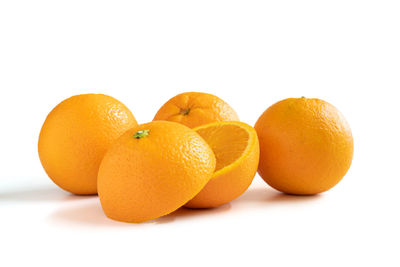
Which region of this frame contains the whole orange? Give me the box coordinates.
[254,97,353,195]
[38,94,137,195]
[97,121,216,223]
[185,121,259,208]
[153,92,239,128]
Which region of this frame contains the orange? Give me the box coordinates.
[153,92,239,128]
[185,121,259,208]
[38,94,137,195]
[254,97,354,195]
[97,121,216,223]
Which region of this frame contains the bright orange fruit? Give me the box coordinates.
[254,97,354,195]
[38,94,137,195]
[153,92,239,128]
[185,121,259,208]
[98,121,216,223]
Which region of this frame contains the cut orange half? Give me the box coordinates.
[185,121,260,208]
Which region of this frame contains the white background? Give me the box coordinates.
[0,1,399,266]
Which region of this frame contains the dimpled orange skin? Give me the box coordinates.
[153,92,239,128]
[97,121,216,223]
[185,121,260,208]
[254,98,353,195]
[38,94,137,195]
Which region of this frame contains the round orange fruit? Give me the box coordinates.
[97,121,216,223]
[153,92,239,128]
[185,121,259,208]
[254,97,354,195]
[38,94,137,195]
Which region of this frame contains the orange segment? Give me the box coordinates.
[185,121,260,208]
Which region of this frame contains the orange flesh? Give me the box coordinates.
[196,124,249,171]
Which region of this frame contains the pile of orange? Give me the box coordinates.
[38,92,353,223]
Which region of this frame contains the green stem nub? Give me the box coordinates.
[180,108,190,115]
[133,129,150,139]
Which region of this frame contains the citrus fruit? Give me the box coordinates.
[153,92,239,128]
[38,94,137,195]
[185,121,259,208]
[97,121,216,223]
[254,97,354,195]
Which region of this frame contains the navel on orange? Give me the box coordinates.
[255,97,354,195]
[98,121,216,223]
[185,121,259,208]
[153,92,239,128]
[38,94,137,195]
